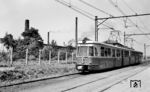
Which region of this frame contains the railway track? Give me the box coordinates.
[0,63,148,92]
[61,64,148,92]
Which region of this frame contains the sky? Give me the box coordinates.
[0,0,150,55]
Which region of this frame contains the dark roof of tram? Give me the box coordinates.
[78,40,134,50]
[103,40,134,50]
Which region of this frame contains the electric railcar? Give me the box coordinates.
[76,41,143,72]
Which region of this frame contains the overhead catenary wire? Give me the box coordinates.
[79,0,150,43]
[122,0,150,32]
[78,0,125,30]
[55,0,94,20]
[108,0,150,41]
[79,0,113,17]
[122,0,137,14]
[79,0,131,42]
[121,0,150,41]
[55,0,115,30]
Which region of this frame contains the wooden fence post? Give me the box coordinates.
[72,53,74,62]
[39,49,41,65]
[49,51,51,64]
[58,51,60,63]
[25,48,28,65]
[66,52,68,63]
[10,47,13,65]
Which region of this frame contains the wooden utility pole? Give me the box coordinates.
[75,17,78,49]
[48,32,50,45]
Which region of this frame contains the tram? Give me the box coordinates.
[76,40,143,72]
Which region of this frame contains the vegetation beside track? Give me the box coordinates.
[0,61,77,87]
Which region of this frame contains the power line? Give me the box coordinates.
[55,0,115,30]
[122,0,137,14]
[122,1,150,40]
[108,0,150,40]
[79,0,113,17]
[122,0,150,39]
[78,0,126,30]
[97,13,150,20]
[55,0,94,19]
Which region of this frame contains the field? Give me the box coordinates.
[0,60,77,87]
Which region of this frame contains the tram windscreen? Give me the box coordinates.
[77,46,88,56]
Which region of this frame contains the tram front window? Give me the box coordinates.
[77,46,88,56]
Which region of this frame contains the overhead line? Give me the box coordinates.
[122,0,137,14]
[108,0,150,40]
[78,0,118,30]
[55,0,115,30]
[79,0,113,17]
[55,0,94,19]
[122,1,150,40]
[121,0,150,41]
[97,13,150,20]
[122,0,150,34]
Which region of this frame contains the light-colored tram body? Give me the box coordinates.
[76,41,143,72]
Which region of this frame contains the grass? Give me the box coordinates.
[0,60,78,86]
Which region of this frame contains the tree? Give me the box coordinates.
[1,33,16,49]
[67,39,75,46]
[50,40,58,59]
[21,27,44,58]
[13,39,27,59]
[21,27,43,49]
[51,40,57,48]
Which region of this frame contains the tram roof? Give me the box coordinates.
[78,40,142,53]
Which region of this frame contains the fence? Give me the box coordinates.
[0,48,77,66]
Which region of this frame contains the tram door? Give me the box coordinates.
[121,50,124,66]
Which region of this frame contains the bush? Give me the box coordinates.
[0,70,27,82]
[0,52,9,62]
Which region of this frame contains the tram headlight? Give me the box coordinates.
[77,66,83,70]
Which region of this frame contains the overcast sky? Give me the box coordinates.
[0,0,150,54]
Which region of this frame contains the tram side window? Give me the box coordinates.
[131,51,135,56]
[112,49,116,57]
[108,48,111,57]
[94,47,98,56]
[124,51,129,57]
[89,46,98,56]
[89,46,94,56]
[105,48,108,57]
[101,47,105,57]
[117,49,121,57]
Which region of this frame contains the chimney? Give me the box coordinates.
[25,19,30,31]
